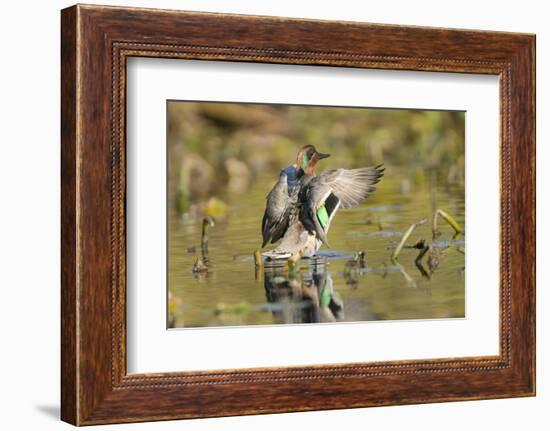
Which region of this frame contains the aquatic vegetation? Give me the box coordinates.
[390,208,466,280]
[432,208,464,239]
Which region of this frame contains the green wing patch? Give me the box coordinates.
[317,204,329,228]
[320,286,331,307]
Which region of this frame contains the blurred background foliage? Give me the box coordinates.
[168,102,464,220]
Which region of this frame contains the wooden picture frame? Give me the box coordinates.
[61,4,535,425]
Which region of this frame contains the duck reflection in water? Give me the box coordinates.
[263,257,344,324]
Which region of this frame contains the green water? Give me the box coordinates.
[168,166,465,328]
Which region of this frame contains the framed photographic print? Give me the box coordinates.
[61,4,535,425]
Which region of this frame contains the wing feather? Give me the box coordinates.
[299,164,384,246]
[315,164,384,209]
[261,172,292,247]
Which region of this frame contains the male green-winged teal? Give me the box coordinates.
[261,146,384,260]
[261,145,329,248]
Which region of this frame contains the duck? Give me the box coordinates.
[262,149,384,260]
[261,145,330,248]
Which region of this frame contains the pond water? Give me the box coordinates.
[168,165,465,328]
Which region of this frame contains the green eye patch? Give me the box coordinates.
[301,154,309,170]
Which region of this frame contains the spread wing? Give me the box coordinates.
[313,164,385,209]
[300,164,384,246]
[261,173,292,247]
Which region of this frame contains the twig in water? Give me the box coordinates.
[414,244,431,279]
[391,218,427,261]
[200,216,216,260]
[394,261,417,288]
[253,250,264,282]
[415,244,430,264]
[192,257,208,275]
[253,250,263,268]
[404,239,427,250]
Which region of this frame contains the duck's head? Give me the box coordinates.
[295,145,330,175]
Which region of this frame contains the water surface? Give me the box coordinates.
[168,166,465,328]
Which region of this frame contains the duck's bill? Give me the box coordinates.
[318,152,331,159]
